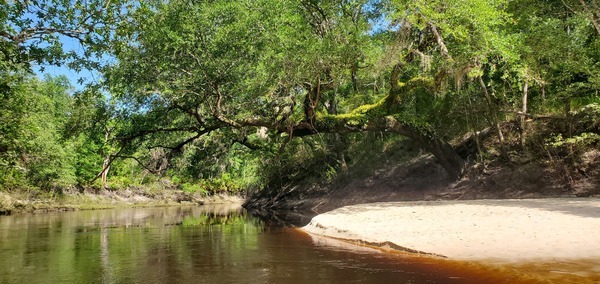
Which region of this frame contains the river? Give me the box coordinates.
[0,205,538,283]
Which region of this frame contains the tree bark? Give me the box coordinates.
[428,22,451,60]
[351,63,359,92]
[520,81,528,147]
[383,117,465,179]
[101,157,110,189]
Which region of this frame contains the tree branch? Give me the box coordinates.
[89,146,125,184]
[234,137,264,151]
[118,126,199,143]
[112,154,161,174]
[211,84,243,128]
[428,22,451,60]
[579,0,600,36]
[7,27,87,44]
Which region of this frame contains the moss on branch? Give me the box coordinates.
[316,97,385,128]
[314,76,436,138]
[387,76,435,108]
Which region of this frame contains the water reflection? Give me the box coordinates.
[0,205,554,283]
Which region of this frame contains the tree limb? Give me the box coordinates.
[579,0,600,36]
[118,126,199,143]
[428,22,451,60]
[112,154,162,174]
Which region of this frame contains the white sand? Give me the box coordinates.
[302,198,600,262]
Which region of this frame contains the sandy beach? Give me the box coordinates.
[302,198,600,262]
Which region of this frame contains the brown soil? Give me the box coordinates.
[248,101,600,214]
[252,150,598,214]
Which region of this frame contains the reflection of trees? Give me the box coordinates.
[0,205,264,283]
[181,210,259,226]
[137,209,266,283]
[0,205,542,283]
[100,226,114,284]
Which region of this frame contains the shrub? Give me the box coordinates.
[0,192,15,213]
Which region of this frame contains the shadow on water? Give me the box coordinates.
[247,208,317,227]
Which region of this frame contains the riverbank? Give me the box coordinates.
[244,110,600,212]
[302,198,600,261]
[0,187,243,215]
[302,198,600,281]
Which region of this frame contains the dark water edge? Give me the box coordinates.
[0,205,591,283]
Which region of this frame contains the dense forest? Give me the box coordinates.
[1,0,599,206]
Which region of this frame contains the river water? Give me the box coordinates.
[0,205,540,283]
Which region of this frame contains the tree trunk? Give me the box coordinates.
[383,117,464,179]
[564,96,575,163]
[478,76,509,161]
[351,63,359,92]
[520,81,528,147]
[415,135,465,179]
[467,92,484,163]
[101,128,112,189]
[289,115,466,179]
[541,84,546,102]
[101,157,110,189]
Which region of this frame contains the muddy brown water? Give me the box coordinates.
[0,205,592,283]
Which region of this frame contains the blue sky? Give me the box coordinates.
[35,64,98,91]
[33,36,102,91]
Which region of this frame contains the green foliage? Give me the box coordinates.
[0,74,78,190]
[72,134,103,184]
[547,133,600,148]
[258,135,344,193]
[1,0,130,74]
[181,182,207,195]
[2,0,600,197]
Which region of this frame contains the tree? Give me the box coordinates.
[2,0,599,194]
[1,0,129,73]
[103,0,467,179]
[0,75,78,189]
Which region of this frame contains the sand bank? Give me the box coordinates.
[302,199,600,262]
